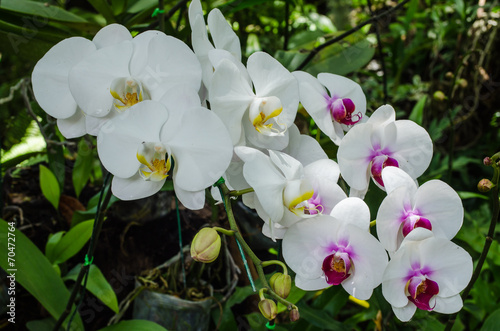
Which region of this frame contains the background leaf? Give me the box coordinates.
[39,164,60,210]
[72,139,94,198]
[0,219,84,330]
[64,264,119,313]
[98,320,168,331]
[47,219,94,265]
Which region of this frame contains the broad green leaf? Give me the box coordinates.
[64,264,119,313]
[409,95,427,125]
[480,308,500,331]
[99,320,168,331]
[287,30,325,50]
[26,317,56,331]
[304,38,375,76]
[39,164,60,210]
[0,0,88,23]
[45,231,64,259]
[87,0,116,23]
[212,284,257,330]
[126,0,157,13]
[72,186,117,226]
[72,139,94,198]
[296,303,349,331]
[0,219,84,330]
[274,49,310,72]
[277,283,306,313]
[48,219,94,265]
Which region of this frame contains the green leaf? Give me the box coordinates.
[277,283,306,313]
[45,231,64,258]
[296,303,349,331]
[72,139,94,198]
[304,36,375,76]
[409,95,427,125]
[26,318,57,331]
[98,320,168,331]
[218,0,270,14]
[39,164,61,210]
[0,0,88,23]
[47,219,94,265]
[87,0,116,23]
[64,264,119,313]
[0,219,84,330]
[458,191,489,200]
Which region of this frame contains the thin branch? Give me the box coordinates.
[295,0,411,71]
[444,154,500,331]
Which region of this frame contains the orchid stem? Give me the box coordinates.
[444,154,500,331]
[228,188,254,197]
[219,182,298,311]
[213,227,235,236]
[261,260,288,275]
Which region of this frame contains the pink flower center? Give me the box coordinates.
[405,276,439,311]
[322,251,352,285]
[370,155,399,187]
[402,213,432,237]
[304,192,324,215]
[327,97,362,126]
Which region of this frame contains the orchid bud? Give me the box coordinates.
[270,272,292,299]
[190,228,221,263]
[478,179,494,193]
[258,299,277,320]
[290,307,300,322]
[458,78,468,88]
[484,157,493,166]
[433,91,446,101]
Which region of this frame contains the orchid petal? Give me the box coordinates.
[32,37,96,119]
[304,159,340,184]
[92,24,132,49]
[97,101,168,178]
[112,173,164,200]
[207,8,241,60]
[434,295,463,314]
[129,30,166,75]
[174,182,206,210]
[294,274,329,291]
[285,124,328,165]
[161,106,232,191]
[366,104,395,126]
[69,41,133,117]
[269,150,303,180]
[188,0,203,26]
[413,180,463,239]
[209,59,254,144]
[56,110,86,139]
[330,197,370,231]
[191,14,215,89]
[392,304,417,322]
[381,166,419,196]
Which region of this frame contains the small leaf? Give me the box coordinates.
[39,164,61,210]
[64,264,119,313]
[409,95,427,125]
[0,219,84,330]
[49,219,94,265]
[72,139,94,198]
[45,231,64,258]
[98,320,168,331]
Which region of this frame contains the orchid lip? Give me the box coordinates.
[110,76,150,112]
[136,142,171,181]
[322,251,352,285]
[405,276,439,311]
[402,213,432,237]
[249,96,286,136]
[327,96,362,126]
[370,155,399,187]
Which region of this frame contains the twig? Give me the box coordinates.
[295,0,411,71]
[0,79,23,105]
[366,0,388,104]
[444,152,500,331]
[53,174,113,331]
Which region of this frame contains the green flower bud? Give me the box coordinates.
[457,78,468,88]
[433,91,446,101]
[258,299,277,320]
[484,157,493,166]
[270,272,292,299]
[478,179,494,193]
[190,228,221,263]
[290,308,300,322]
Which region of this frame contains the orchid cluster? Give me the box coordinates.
[31,0,472,324]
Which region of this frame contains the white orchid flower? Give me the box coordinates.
[67,27,201,135]
[293,71,367,145]
[282,198,388,300]
[210,52,299,150]
[376,167,464,254]
[31,24,132,138]
[97,88,232,209]
[382,228,472,322]
[337,105,433,197]
[188,0,241,90]
[235,146,346,240]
